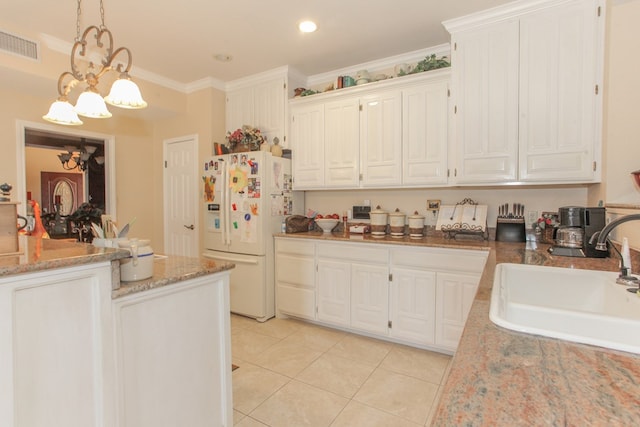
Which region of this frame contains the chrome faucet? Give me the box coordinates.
[589,213,640,283]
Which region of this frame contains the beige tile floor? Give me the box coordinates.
[231,314,452,427]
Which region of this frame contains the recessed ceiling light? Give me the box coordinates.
[299,20,317,33]
[213,54,233,62]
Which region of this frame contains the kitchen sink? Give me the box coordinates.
[489,263,640,354]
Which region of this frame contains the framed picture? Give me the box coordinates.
[427,199,441,211]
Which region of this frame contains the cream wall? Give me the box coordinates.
[0,76,224,251]
[598,0,640,205]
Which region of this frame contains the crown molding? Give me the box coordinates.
[305,43,451,88]
[443,0,585,33]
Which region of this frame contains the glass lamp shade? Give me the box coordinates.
[105,76,147,109]
[75,89,112,118]
[43,99,83,126]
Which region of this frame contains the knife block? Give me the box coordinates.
[495,218,526,242]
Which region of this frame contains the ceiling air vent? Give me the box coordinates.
[0,30,39,61]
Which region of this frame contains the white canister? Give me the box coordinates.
[388,208,406,237]
[118,238,154,281]
[369,206,388,236]
[408,211,425,238]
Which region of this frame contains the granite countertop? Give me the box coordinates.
[275,230,493,251]
[0,236,235,300]
[0,235,129,276]
[279,230,640,425]
[431,243,640,426]
[112,255,235,299]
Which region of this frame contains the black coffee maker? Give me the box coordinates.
[548,206,608,258]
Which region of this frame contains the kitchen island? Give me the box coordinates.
[276,230,640,425]
[0,236,235,427]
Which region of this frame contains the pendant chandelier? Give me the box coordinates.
[43,0,147,126]
[58,143,104,171]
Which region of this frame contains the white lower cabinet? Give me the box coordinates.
[435,272,482,351]
[275,239,316,319]
[351,262,390,335]
[0,262,115,427]
[389,267,437,345]
[275,237,488,352]
[317,258,351,326]
[113,273,233,427]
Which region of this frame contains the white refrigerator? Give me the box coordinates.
[202,150,299,322]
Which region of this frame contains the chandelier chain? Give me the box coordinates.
[75,0,82,41]
[99,0,106,29]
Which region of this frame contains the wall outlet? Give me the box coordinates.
[527,211,538,228]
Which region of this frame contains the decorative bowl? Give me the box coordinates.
[315,218,339,233]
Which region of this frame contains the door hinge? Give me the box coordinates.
[164,160,167,168]
[388,273,393,281]
[597,5,601,17]
[447,89,450,97]
[283,135,286,143]
[388,320,392,328]
[359,104,363,111]
[593,161,597,172]
[595,84,599,95]
[284,82,287,90]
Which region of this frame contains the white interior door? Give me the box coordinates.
[163,135,199,257]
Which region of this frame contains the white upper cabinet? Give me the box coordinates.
[360,90,403,187]
[226,67,305,147]
[402,77,450,186]
[445,0,604,185]
[290,103,325,189]
[518,0,602,182]
[449,20,519,184]
[288,70,451,190]
[324,97,361,188]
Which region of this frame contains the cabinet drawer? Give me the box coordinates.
[276,238,315,256]
[277,284,316,320]
[317,242,388,264]
[391,247,487,274]
[276,254,315,288]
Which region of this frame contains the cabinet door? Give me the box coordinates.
[389,267,436,345]
[290,103,325,189]
[350,262,389,335]
[0,263,115,427]
[275,239,316,320]
[254,78,286,144]
[435,272,480,351]
[324,97,360,188]
[451,20,519,183]
[226,87,255,133]
[519,0,602,182]
[360,90,403,187]
[403,78,449,185]
[317,259,351,326]
[114,274,232,427]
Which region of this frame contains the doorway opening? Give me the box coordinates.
[15,120,117,225]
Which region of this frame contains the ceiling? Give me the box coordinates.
[2,0,514,87]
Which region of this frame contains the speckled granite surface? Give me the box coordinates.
[112,255,235,299]
[0,235,129,276]
[430,243,640,426]
[280,230,640,425]
[0,237,235,300]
